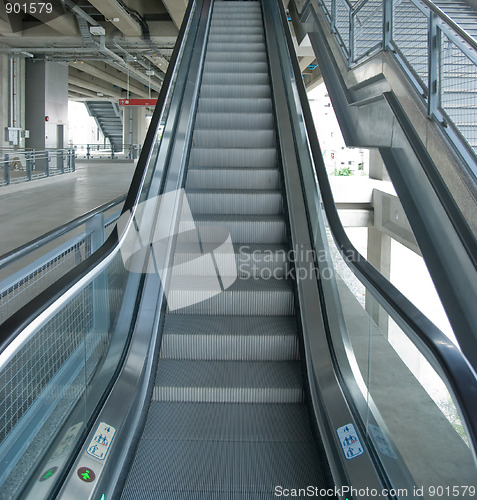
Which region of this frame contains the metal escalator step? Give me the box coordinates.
[205,51,266,64]
[233,242,289,278]
[206,42,266,53]
[120,439,324,498]
[192,215,286,244]
[153,360,303,403]
[198,97,272,113]
[210,20,263,29]
[212,11,262,17]
[186,189,282,215]
[200,84,270,99]
[208,34,264,44]
[201,71,269,86]
[203,60,268,74]
[195,112,273,130]
[186,168,280,190]
[162,313,296,337]
[190,147,276,168]
[142,402,312,441]
[208,26,264,36]
[167,276,294,316]
[161,314,297,360]
[169,242,289,278]
[193,129,275,148]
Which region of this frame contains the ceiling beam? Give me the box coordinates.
[299,56,316,72]
[161,0,187,29]
[68,83,101,98]
[86,0,142,37]
[144,53,168,75]
[69,61,149,97]
[44,12,79,36]
[69,68,123,98]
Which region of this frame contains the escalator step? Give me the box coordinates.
[167,276,294,315]
[206,42,266,53]
[201,71,269,86]
[205,51,267,64]
[153,360,303,403]
[186,168,280,190]
[193,129,275,148]
[207,34,264,44]
[197,97,272,113]
[142,402,312,441]
[161,315,297,360]
[202,60,269,74]
[161,330,297,362]
[169,242,289,278]
[199,84,270,99]
[192,215,286,244]
[195,112,274,129]
[208,26,264,36]
[186,189,282,215]
[211,20,264,29]
[120,440,324,498]
[190,147,276,168]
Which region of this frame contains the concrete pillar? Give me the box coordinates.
[25,60,68,150]
[123,106,147,147]
[1,55,26,149]
[366,149,392,335]
[0,54,9,149]
[369,148,390,181]
[366,227,392,335]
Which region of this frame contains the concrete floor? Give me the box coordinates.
[0,160,136,256]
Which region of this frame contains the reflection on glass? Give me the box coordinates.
[326,230,476,496]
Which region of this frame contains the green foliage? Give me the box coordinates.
[333,166,353,176]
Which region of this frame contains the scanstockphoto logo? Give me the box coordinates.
[117,189,237,311]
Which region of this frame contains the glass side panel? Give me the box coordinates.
[326,228,477,496]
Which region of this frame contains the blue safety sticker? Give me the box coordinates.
[86,422,116,460]
[336,423,364,460]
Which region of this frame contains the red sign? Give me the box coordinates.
[119,99,158,106]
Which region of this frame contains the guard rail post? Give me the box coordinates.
[59,149,65,174]
[428,11,441,119]
[3,154,10,186]
[45,150,50,177]
[383,0,392,49]
[26,151,32,181]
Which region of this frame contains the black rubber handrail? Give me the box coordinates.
[278,0,477,455]
[0,194,126,270]
[0,0,196,355]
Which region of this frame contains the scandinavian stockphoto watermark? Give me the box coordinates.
[117,189,237,311]
[116,190,354,311]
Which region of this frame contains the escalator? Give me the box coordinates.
[1,0,477,499]
[120,2,332,496]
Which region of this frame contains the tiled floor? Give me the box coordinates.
[0,161,135,255]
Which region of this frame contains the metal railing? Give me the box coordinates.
[316,0,477,167]
[0,148,75,187]
[73,143,142,160]
[0,195,126,326]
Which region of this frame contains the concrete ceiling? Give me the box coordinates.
[0,0,318,102]
[0,0,183,101]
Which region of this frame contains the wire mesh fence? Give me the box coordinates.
[316,0,477,164]
[352,0,383,62]
[440,34,477,154]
